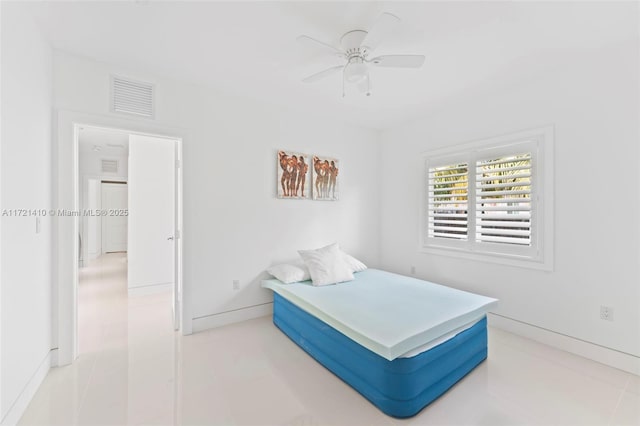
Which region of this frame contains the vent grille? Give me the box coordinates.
[101,159,119,173]
[111,75,154,118]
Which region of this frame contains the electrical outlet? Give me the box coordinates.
[232,280,240,290]
[600,306,614,321]
[410,266,416,275]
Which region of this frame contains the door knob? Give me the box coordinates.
[167,236,174,240]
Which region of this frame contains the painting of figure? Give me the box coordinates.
[277,150,310,199]
[312,155,339,200]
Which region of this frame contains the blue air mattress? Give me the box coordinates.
[273,292,488,418]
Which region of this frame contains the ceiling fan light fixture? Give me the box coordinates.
[298,12,423,97]
[344,58,368,84]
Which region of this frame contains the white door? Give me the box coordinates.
[101,182,128,253]
[128,135,177,326]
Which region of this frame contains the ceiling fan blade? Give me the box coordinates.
[302,65,343,83]
[361,12,401,51]
[370,55,425,68]
[297,35,344,56]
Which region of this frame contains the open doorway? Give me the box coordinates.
[78,127,129,268]
[55,110,187,366]
[75,124,183,359]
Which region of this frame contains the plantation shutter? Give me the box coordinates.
[475,153,532,246]
[427,162,469,240]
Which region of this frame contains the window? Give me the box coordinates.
[422,127,554,270]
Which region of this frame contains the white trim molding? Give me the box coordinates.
[0,351,52,426]
[488,313,640,375]
[128,283,173,297]
[192,303,273,333]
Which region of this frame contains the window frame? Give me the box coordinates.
[420,126,554,271]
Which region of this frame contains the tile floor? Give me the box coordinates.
[18,253,639,425]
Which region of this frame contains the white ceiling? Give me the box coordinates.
[25,1,637,130]
[78,126,129,156]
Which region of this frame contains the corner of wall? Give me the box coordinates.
[375,129,385,269]
[0,2,55,423]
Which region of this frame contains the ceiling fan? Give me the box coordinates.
[297,12,425,97]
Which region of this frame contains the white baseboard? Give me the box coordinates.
[192,303,273,333]
[128,282,172,297]
[1,351,52,426]
[488,313,640,375]
[49,348,59,367]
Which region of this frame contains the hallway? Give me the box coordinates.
[77,254,174,356]
[20,253,180,425]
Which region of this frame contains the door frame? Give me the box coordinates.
[54,110,190,367]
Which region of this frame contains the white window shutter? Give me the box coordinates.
[475,153,532,246]
[420,127,552,270]
[427,162,469,240]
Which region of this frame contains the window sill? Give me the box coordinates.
[419,244,553,271]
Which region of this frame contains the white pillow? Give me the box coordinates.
[266,262,310,284]
[340,251,367,273]
[298,243,354,286]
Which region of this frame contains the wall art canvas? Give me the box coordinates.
[277,150,310,199]
[312,155,339,200]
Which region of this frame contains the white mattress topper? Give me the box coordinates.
[262,268,498,361]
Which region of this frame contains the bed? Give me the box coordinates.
[261,268,498,418]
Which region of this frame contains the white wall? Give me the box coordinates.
[0,4,53,424]
[53,51,380,327]
[379,40,640,359]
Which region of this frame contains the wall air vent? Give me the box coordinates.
[101,159,119,174]
[111,75,155,118]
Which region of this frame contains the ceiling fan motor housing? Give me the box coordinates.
[341,30,370,84]
[340,30,370,56]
